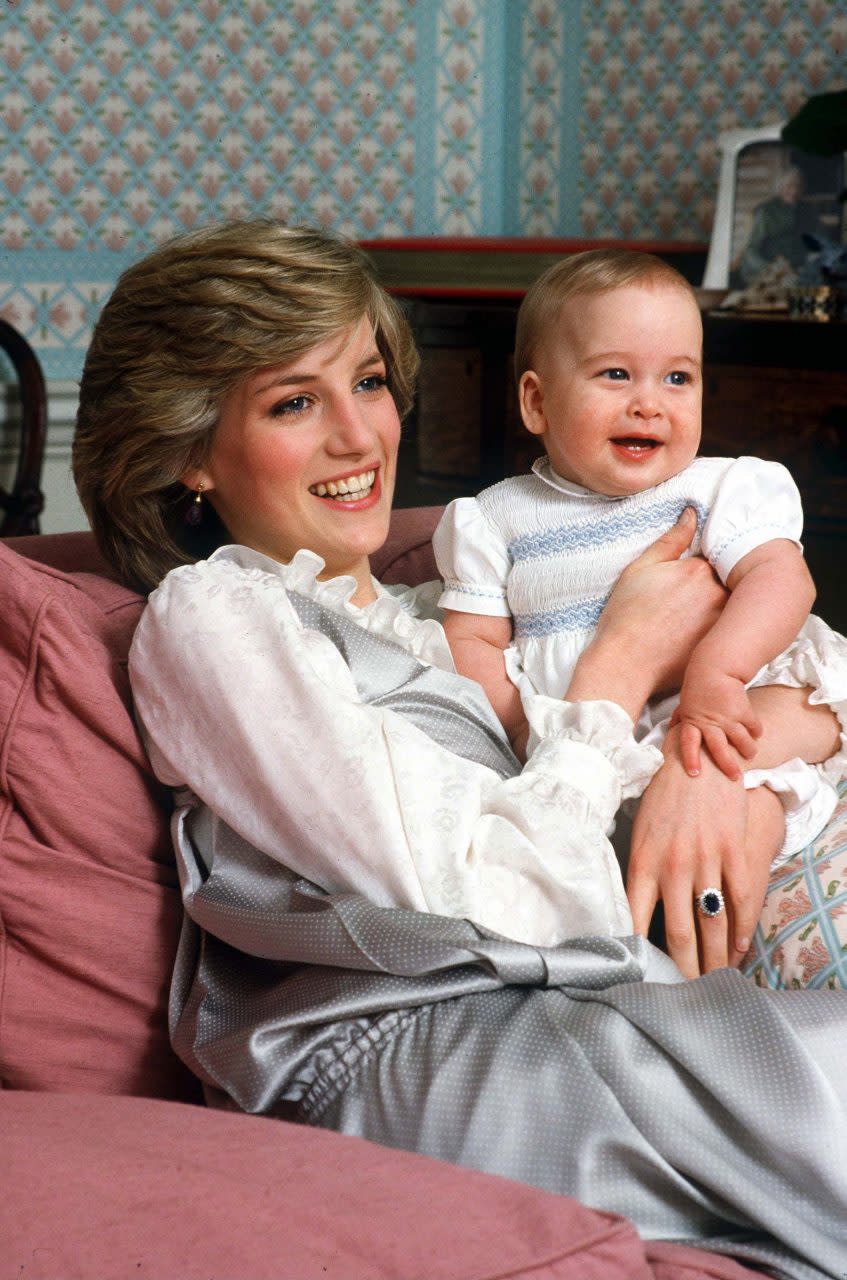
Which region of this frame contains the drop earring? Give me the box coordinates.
[185,482,204,527]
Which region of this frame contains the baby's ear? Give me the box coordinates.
[518,370,547,436]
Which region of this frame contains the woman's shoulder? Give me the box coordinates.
[131,546,299,671]
[148,544,343,609]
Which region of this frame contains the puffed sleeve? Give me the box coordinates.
[701,456,804,584]
[128,554,662,946]
[433,497,512,616]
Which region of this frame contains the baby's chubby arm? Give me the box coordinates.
[443,610,530,759]
[676,538,815,778]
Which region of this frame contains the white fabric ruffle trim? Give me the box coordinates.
[749,614,847,789]
[518,674,664,802]
[743,613,847,860]
[214,545,455,671]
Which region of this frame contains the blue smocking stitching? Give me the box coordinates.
[514,596,609,637]
[509,498,707,562]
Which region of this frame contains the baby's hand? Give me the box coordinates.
[673,663,763,780]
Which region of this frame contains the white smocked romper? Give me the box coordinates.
[434,455,847,862]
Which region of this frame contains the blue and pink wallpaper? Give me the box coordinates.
[1,0,845,377]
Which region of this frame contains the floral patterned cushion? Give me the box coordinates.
[743,781,847,989]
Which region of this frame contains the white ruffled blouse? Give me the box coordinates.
[129,545,665,948]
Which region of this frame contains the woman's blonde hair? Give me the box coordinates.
[514,248,699,382]
[73,219,419,593]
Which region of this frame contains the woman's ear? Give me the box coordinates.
[518,371,547,438]
[180,468,213,493]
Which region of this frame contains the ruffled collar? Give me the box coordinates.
[531,456,625,503]
[210,544,454,670]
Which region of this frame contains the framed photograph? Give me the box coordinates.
[702,125,846,289]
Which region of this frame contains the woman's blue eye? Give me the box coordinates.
[356,373,388,393]
[270,394,310,417]
[665,370,690,386]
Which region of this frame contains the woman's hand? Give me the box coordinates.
[568,509,728,722]
[627,725,775,977]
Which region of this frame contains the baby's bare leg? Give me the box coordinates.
[747,685,840,769]
[730,784,786,967]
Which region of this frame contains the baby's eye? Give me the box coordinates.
[600,367,628,381]
[664,370,690,386]
[356,373,388,394]
[270,394,311,417]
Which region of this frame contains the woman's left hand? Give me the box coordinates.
[627,725,763,978]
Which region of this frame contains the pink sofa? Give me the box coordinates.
[0,509,810,1279]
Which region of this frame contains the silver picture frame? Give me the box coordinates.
[702,124,846,289]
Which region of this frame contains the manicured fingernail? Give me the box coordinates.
[687,767,700,777]
[736,937,750,953]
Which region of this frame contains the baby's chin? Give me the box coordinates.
[593,454,697,499]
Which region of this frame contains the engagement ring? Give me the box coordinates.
[696,887,725,918]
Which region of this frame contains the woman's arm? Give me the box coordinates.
[129,515,717,952]
[677,539,816,777]
[129,554,642,947]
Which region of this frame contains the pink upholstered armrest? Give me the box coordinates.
[4,529,114,577]
[7,508,446,588]
[2,1092,762,1280]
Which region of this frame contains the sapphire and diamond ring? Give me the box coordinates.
[696,887,725,918]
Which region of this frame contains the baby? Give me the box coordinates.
[434,249,847,874]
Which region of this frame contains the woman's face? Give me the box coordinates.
[190,315,401,601]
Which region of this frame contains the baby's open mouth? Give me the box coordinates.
[309,468,376,501]
[610,437,661,453]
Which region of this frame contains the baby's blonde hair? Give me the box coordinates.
[515,249,699,381]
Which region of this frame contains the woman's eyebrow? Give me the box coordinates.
[356,348,384,370]
[251,349,385,396]
[252,372,315,394]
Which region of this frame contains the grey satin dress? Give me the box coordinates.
[168,590,847,1280]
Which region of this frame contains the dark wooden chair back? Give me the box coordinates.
[0,319,47,537]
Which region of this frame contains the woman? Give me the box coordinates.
[73,221,846,1279]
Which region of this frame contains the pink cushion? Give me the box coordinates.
[0,510,439,1101]
[4,530,114,577]
[372,504,441,584]
[1,1091,761,1280]
[0,544,198,1100]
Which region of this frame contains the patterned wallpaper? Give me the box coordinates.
[578,0,847,239]
[1,0,845,378]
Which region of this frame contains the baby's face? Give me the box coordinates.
[520,282,703,497]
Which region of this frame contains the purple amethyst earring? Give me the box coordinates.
[184,482,204,527]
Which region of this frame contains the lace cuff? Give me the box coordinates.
[525,694,663,801]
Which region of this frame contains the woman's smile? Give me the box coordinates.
[309,466,378,502]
